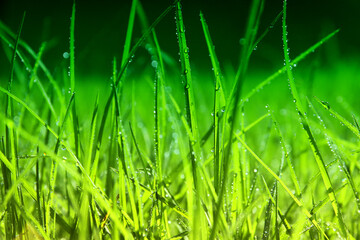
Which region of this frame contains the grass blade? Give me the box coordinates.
[282,0,347,237]
[314,96,360,139]
[210,0,264,238]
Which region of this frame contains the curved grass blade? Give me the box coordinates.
[242,29,339,103]
[314,96,360,139]
[251,10,283,53]
[234,133,328,238]
[0,36,59,121]
[308,99,360,212]
[282,0,347,237]
[0,20,65,108]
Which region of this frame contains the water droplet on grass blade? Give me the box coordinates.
[151,60,158,68]
[321,101,330,110]
[63,52,70,59]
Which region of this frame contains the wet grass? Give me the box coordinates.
[1,0,360,239]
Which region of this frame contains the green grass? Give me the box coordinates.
[1,0,360,239]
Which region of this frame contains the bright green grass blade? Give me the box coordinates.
[129,122,150,186]
[210,1,263,239]
[0,128,75,238]
[314,96,360,139]
[70,2,75,92]
[175,3,206,238]
[242,29,339,103]
[118,0,137,107]
[85,93,99,174]
[135,6,169,229]
[234,133,328,238]
[121,0,137,69]
[308,99,360,211]
[46,93,74,236]
[35,147,43,228]
[279,159,338,229]
[69,3,81,161]
[154,69,165,234]
[282,0,347,237]
[13,200,50,240]
[175,1,201,190]
[274,181,280,240]
[268,106,301,196]
[311,183,348,216]
[261,176,292,237]
[261,176,275,240]
[54,93,75,154]
[3,12,25,239]
[136,0,169,152]
[200,11,226,194]
[152,31,171,239]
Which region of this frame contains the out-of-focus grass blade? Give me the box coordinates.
[0,20,65,108]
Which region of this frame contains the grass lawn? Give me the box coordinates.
[1,0,360,239]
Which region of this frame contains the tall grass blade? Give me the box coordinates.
[3,11,25,240]
[175,1,201,189]
[282,0,347,236]
[200,11,226,194]
[210,0,263,238]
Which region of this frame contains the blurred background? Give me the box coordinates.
[1,0,359,78]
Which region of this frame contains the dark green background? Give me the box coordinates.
[1,0,359,77]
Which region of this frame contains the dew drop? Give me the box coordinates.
[63,52,70,59]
